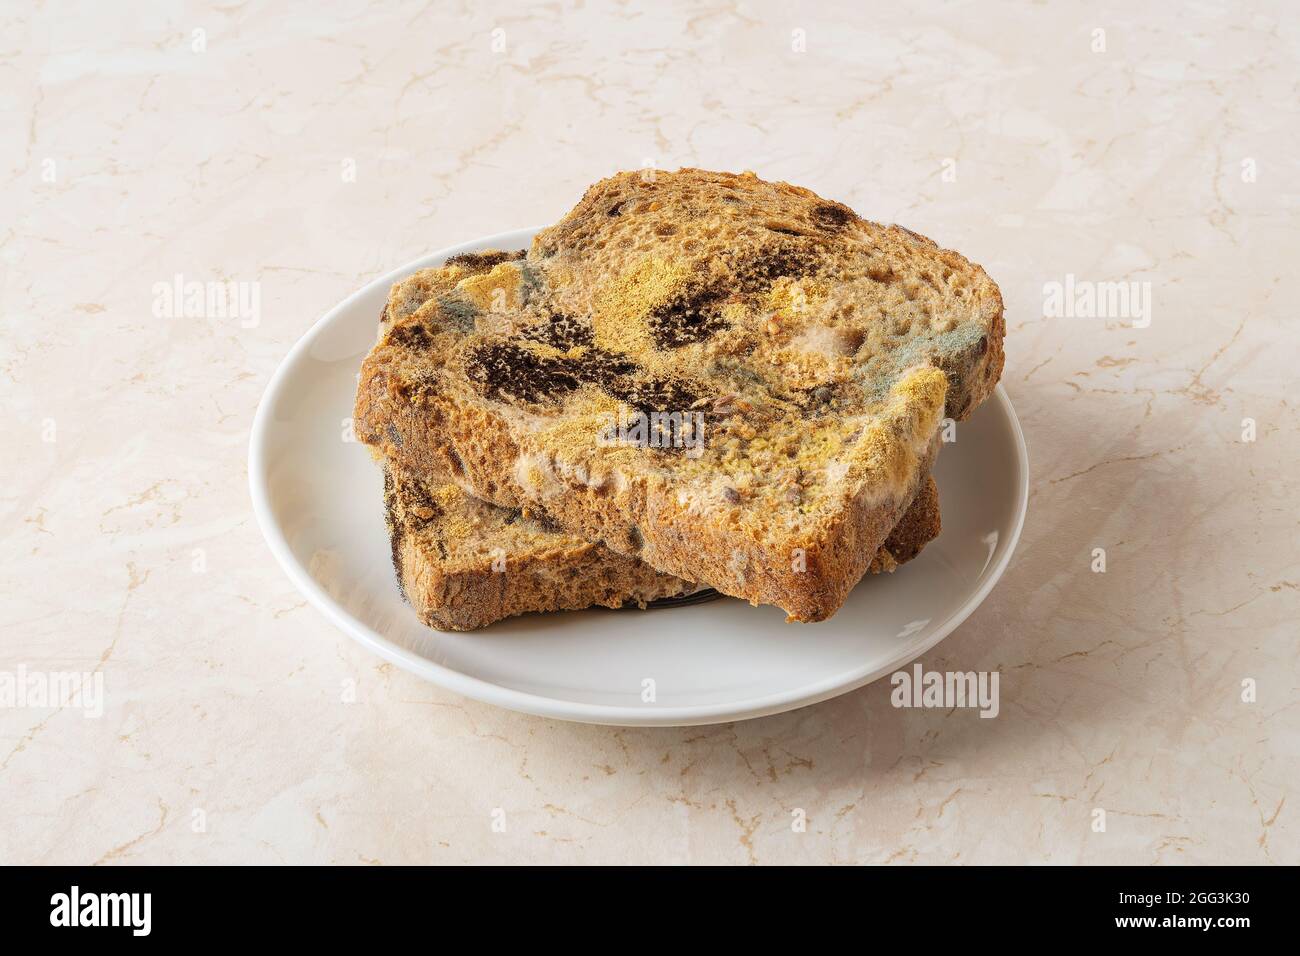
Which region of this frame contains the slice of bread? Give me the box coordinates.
[387,464,941,631]
[356,169,1003,621]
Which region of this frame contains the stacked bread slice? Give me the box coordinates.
[356,169,1004,629]
[385,464,942,631]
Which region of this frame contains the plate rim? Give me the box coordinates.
[248,228,1030,727]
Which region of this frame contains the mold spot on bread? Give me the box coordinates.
[602,372,703,419]
[445,445,466,477]
[466,341,582,405]
[733,241,820,292]
[524,313,594,351]
[446,295,485,328]
[626,525,644,553]
[812,203,853,229]
[445,250,526,271]
[387,321,431,351]
[402,482,445,529]
[649,289,729,348]
[386,533,407,600]
[465,337,688,410]
[399,369,445,404]
[526,506,563,535]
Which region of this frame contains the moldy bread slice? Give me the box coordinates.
[357,169,1002,622]
[386,465,941,631]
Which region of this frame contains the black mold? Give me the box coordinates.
[444,249,526,271]
[812,203,853,229]
[649,288,730,349]
[401,481,444,530]
[465,341,583,406]
[387,321,431,351]
[524,313,595,350]
[465,336,700,416]
[737,242,820,290]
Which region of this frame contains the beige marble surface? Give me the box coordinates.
[3,1,1297,865]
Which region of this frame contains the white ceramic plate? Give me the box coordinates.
[250,228,1028,726]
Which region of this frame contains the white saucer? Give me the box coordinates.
[249,228,1028,726]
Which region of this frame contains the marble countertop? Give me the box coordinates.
[3,1,1296,865]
